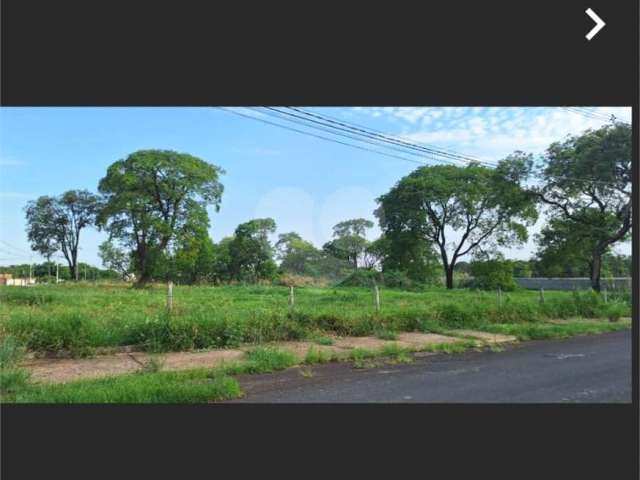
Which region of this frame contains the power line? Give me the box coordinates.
[563,106,628,124]
[251,107,462,166]
[291,107,491,162]
[266,107,487,166]
[220,107,430,166]
[222,107,626,187]
[0,240,31,255]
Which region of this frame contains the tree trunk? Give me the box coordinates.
[445,265,454,289]
[134,246,148,287]
[66,258,77,282]
[590,250,602,292]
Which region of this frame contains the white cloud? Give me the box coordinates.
[395,107,632,161]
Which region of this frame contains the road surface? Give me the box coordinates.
[231,329,632,403]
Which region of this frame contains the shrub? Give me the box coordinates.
[436,303,478,329]
[469,260,517,291]
[337,269,382,287]
[275,273,328,288]
[381,270,420,290]
[234,347,296,374]
[605,303,627,323]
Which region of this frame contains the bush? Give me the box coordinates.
[605,303,627,323]
[469,260,516,291]
[274,273,328,288]
[381,270,422,290]
[337,269,424,290]
[337,270,382,287]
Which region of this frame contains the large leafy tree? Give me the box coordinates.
[533,217,631,279]
[275,232,323,275]
[322,218,374,270]
[367,232,440,283]
[228,218,278,282]
[25,190,100,280]
[97,150,224,286]
[537,122,631,291]
[98,241,131,280]
[376,155,538,289]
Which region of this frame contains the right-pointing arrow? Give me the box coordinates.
[585,8,605,41]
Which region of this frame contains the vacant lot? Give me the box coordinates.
[0,283,630,357]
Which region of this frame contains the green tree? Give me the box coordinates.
[322,218,374,270]
[537,122,632,291]
[470,259,517,291]
[98,241,131,280]
[97,150,224,286]
[376,155,537,289]
[210,236,235,284]
[275,232,322,275]
[228,218,278,282]
[25,190,100,281]
[511,260,532,278]
[367,232,440,284]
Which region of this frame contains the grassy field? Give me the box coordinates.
[0,283,631,357]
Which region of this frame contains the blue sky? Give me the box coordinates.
[0,106,632,267]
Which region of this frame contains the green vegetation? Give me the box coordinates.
[313,336,334,346]
[222,347,297,375]
[304,347,336,364]
[1,284,630,357]
[375,329,398,341]
[12,370,240,403]
[479,319,629,341]
[0,335,31,399]
[469,259,517,291]
[536,122,631,291]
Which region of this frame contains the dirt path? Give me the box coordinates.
[21,331,516,384]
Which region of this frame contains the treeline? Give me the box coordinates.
[0,262,118,281]
[21,122,631,291]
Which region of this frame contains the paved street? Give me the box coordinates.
[232,330,632,403]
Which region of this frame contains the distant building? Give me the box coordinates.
[0,274,36,286]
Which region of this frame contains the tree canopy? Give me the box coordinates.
[97,150,224,285]
[322,218,374,270]
[227,218,278,282]
[537,122,631,290]
[25,189,100,280]
[376,155,538,288]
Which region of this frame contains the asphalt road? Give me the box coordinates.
[232,329,632,403]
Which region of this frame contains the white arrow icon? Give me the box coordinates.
[585,8,605,41]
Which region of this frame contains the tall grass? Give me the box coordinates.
[0,335,31,399]
[0,285,630,356]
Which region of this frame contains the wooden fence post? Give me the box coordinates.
[289,285,295,309]
[373,282,381,313]
[167,281,173,312]
[539,288,544,304]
